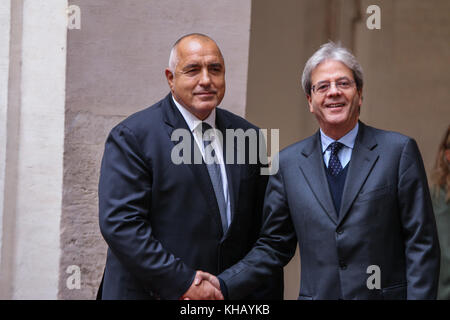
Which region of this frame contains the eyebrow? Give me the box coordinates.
[208,63,223,69]
[182,62,223,70]
[316,76,351,84]
[182,63,201,70]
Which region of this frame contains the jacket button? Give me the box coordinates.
[339,261,347,270]
[336,229,343,235]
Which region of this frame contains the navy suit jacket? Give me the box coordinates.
[97,94,283,299]
[219,121,440,299]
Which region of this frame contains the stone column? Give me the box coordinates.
[0,0,67,299]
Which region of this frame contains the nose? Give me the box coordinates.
[326,82,341,97]
[199,69,212,87]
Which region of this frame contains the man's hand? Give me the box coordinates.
[192,270,221,290]
[181,270,223,300]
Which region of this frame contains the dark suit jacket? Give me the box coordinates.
[219,121,440,299]
[97,93,283,299]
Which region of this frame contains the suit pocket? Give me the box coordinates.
[298,294,313,300]
[355,185,392,203]
[381,283,407,300]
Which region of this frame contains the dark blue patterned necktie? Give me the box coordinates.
[201,122,228,233]
[328,141,344,176]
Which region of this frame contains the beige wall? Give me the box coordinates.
[356,0,450,175]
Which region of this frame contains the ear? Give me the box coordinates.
[357,89,363,107]
[444,148,450,163]
[165,68,174,90]
[306,94,314,113]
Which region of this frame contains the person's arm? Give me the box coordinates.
[397,138,440,299]
[217,162,297,299]
[99,124,216,299]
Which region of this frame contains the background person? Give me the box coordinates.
[431,125,450,300]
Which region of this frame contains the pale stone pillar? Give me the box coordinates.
[0,0,12,284]
[0,0,67,299]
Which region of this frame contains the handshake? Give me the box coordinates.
[180,270,224,300]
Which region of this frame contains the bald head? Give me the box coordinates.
[164,33,226,120]
[168,33,224,72]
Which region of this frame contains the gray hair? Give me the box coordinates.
[168,33,221,72]
[301,41,364,95]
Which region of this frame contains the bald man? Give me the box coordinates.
[97,33,284,300]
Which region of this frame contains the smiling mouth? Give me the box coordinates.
[194,92,216,96]
[326,102,346,108]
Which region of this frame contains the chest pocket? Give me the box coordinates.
[355,184,393,203]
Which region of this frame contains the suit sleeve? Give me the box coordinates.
[218,157,297,299]
[98,124,195,299]
[397,138,440,299]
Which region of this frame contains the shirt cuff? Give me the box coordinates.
[218,276,229,300]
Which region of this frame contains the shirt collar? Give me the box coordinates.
[320,122,359,153]
[172,95,216,132]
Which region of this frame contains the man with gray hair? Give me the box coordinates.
[207,41,440,299]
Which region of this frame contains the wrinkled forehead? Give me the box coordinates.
[176,37,224,63]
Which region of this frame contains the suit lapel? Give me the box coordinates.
[338,122,379,226]
[299,131,339,224]
[162,94,224,234]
